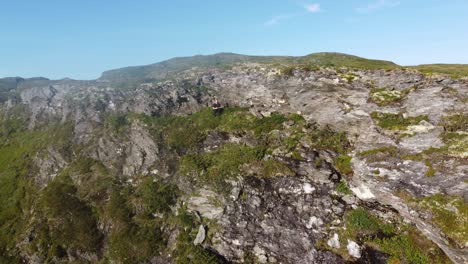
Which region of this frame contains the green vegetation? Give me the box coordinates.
[440,113,468,132]
[358,146,398,163]
[281,64,320,76]
[334,155,353,176]
[328,207,451,263]
[106,113,130,133]
[419,194,468,247]
[136,107,300,153]
[0,109,76,260]
[438,114,468,158]
[345,208,395,236]
[172,209,223,264]
[301,52,399,70]
[32,175,101,260]
[424,160,436,177]
[339,72,357,83]
[101,52,400,85]
[137,177,179,214]
[306,126,351,154]
[371,112,428,130]
[410,64,468,78]
[179,144,268,193]
[369,87,412,106]
[0,105,355,262]
[335,181,352,195]
[441,131,468,158]
[105,185,168,263]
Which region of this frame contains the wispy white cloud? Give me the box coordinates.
[264,2,320,26]
[304,3,321,13]
[264,14,294,26]
[356,0,400,13]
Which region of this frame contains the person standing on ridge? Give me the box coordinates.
[212,98,223,116]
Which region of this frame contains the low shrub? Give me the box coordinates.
[371,112,428,130]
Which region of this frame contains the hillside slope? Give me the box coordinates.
[100,52,399,84]
[0,53,467,263]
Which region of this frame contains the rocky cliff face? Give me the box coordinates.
[0,57,467,263]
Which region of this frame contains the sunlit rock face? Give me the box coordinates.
[0,57,466,263]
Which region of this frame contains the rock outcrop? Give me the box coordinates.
[0,57,466,263]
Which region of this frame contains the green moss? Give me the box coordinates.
[345,208,394,236]
[137,177,179,214]
[108,225,165,264]
[105,186,167,263]
[335,181,352,195]
[137,107,299,153]
[172,209,223,264]
[32,175,101,259]
[441,132,468,158]
[420,194,468,246]
[251,112,287,136]
[106,113,129,133]
[291,150,304,161]
[376,234,429,264]
[424,160,436,177]
[257,159,295,178]
[339,72,357,83]
[307,126,351,154]
[179,144,266,193]
[0,119,76,259]
[336,208,450,263]
[440,114,468,132]
[334,155,353,176]
[369,87,412,106]
[371,112,428,130]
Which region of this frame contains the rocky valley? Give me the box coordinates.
[0,53,467,264]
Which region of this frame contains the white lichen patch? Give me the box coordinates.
[447,132,468,158]
[405,120,436,134]
[371,89,402,103]
[351,185,375,200]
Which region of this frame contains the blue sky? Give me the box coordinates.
[1,0,467,79]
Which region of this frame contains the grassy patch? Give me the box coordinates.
[307,126,351,154]
[339,72,357,83]
[31,175,102,260]
[334,155,353,176]
[330,208,451,263]
[105,187,167,263]
[358,146,398,162]
[371,112,428,131]
[410,64,468,78]
[335,181,352,195]
[137,177,179,215]
[104,183,170,263]
[419,194,468,247]
[179,144,266,193]
[248,159,295,178]
[105,113,130,133]
[436,114,468,158]
[440,114,468,132]
[0,118,76,260]
[369,87,412,106]
[345,208,395,237]
[424,160,436,177]
[441,132,468,158]
[137,107,301,153]
[172,209,224,264]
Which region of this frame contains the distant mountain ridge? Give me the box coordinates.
[99,52,399,83]
[2,52,468,85]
